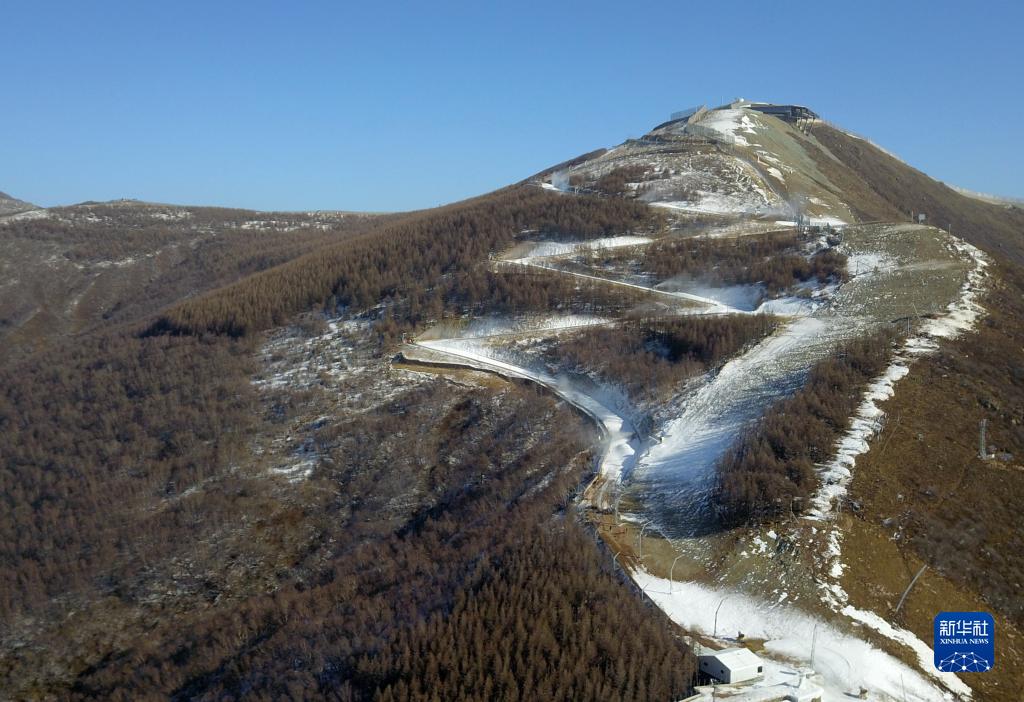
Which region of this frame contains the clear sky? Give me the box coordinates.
[2,1,1021,212]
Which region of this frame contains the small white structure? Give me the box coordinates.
[698,647,764,684]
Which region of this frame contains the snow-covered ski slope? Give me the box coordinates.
[404,231,755,506]
[634,223,976,537]
[636,224,983,702]
[405,104,991,699]
[404,231,751,504]
[634,314,827,532]
[405,218,981,699]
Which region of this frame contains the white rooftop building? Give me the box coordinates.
[698,647,764,684]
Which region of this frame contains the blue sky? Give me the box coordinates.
[2,1,1021,211]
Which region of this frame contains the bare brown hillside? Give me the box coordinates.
[809,123,1024,265]
[0,202,395,361]
[801,122,1024,626]
[0,188,695,701]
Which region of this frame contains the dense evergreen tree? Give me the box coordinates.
[0,186,694,700]
[579,230,847,295]
[148,187,661,338]
[543,315,780,403]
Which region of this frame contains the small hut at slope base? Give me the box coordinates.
[698,646,764,684]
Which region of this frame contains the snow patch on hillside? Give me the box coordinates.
[846,251,893,276]
[512,236,652,260]
[0,208,49,223]
[806,362,909,518]
[651,191,776,217]
[450,314,613,340]
[920,239,989,338]
[689,108,759,146]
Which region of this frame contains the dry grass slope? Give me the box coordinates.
[809,124,1024,265]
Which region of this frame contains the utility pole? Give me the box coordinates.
[894,565,928,616]
[810,624,818,669]
[670,553,684,593]
[638,520,652,561]
[713,597,729,638]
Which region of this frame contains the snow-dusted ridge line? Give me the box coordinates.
[946,183,1024,207]
[818,119,914,169]
[0,208,49,223]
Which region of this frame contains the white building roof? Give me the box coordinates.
[704,647,762,670]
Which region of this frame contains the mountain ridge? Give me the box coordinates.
[0,190,38,216]
[2,102,1023,701]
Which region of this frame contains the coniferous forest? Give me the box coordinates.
[8,6,1024,700]
[713,331,895,524]
[5,109,1024,701]
[0,188,696,700]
